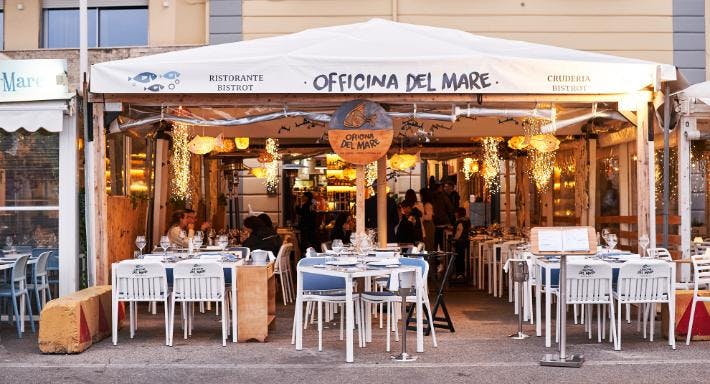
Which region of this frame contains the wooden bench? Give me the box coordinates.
[38,285,125,354]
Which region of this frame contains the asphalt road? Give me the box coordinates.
[2,290,709,383]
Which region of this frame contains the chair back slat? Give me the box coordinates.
[172,261,224,301]
[565,259,612,304]
[114,260,168,301]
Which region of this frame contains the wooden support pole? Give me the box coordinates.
[588,139,597,228]
[679,116,693,259]
[504,160,511,228]
[636,98,651,254]
[92,103,108,285]
[356,165,366,235]
[377,156,387,247]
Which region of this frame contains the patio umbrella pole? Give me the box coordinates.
[540,254,584,367]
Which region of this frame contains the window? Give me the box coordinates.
[42,7,147,48]
[0,131,59,248]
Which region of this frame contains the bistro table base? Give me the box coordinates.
[540,353,584,368]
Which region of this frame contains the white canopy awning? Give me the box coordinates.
[0,100,70,132]
[91,18,677,95]
[678,81,710,105]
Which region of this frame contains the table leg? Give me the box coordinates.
[295,270,304,351]
[365,276,372,343]
[416,272,424,353]
[231,266,237,342]
[345,278,354,363]
[536,268,542,336]
[545,267,551,348]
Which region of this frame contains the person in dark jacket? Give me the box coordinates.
[364,187,399,242]
[242,216,283,256]
[431,182,453,250]
[395,201,423,244]
[453,207,471,278]
[330,212,352,244]
[297,192,317,252]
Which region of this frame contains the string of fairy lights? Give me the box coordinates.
[171,121,191,201]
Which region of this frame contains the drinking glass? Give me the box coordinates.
[607,234,618,250]
[193,234,203,250]
[638,234,649,256]
[160,235,170,257]
[135,235,146,256]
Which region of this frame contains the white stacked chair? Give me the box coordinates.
[274,243,295,305]
[169,260,228,346]
[112,260,171,345]
[555,258,617,347]
[686,254,710,345]
[614,259,674,350]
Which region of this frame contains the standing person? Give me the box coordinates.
[431,182,453,251]
[297,192,317,252]
[444,181,461,209]
[365,185,399,243]
[453,207,471,279]
[395,201,423,244]
[419,188,435,251]
[330,212,352,244]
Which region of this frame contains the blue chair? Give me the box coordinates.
[292,257,363,351]
[34,248,59,295]
[359,256,437,351]
[27,251,52,312]
[0,255,35,337]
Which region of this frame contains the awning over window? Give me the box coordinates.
[0,100,69,133]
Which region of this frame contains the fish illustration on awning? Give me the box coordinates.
[128,72,157,83]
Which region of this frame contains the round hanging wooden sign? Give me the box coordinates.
[328,100,393,165]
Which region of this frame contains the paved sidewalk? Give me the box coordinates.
[1,290,709,383]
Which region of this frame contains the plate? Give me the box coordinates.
[385,264,401,268]
[368,259,400,267]
[325,260,358,267]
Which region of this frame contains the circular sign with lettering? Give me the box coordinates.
[328,100,393,165]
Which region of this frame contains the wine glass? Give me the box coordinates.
[135,235,146,256]
[607,234,618,250]
[217,235,228,250]
[638,234,650,257]
[349,232,357,246]
[160,235,170,258]
[5,236,13,253]
[332,239,344,256]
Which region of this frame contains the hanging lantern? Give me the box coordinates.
[213,134,235,153]
[251,167,268,178]
[234,137,250,150]
[529,149,555,191]
[389,153,417,171]
[508,136,529,150]
[257,151,274,163]
[264,138,281,190]
[529,134,560,153]
[188,135,215,155]
[462,157,479,180]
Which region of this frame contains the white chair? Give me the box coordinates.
[359,257,438,352]
[112,260,171,346]
[169,260,228,346]
[686,254,710,345]
[646,247,672,260]
[614,259,674,350]
[275,243,294,305]
[555,258,617,347]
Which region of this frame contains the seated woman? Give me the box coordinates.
[166,209,190,248]
[330,212,352,244]
[242,216,283,256]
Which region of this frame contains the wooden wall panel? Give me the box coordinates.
[107,196,148,269]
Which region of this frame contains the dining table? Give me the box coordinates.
[294,259,424,363]
[533,252,676,348]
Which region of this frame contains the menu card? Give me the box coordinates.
[537,228,590,253]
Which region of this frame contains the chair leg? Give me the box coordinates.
[626,303,631,323]
[112,299,118,345]
[339,303,344,341]
[317,301,323,351]
[280,275,288,306]
[649,303,656,342]
[129,302,136,338]
[25,292,35,333]
[425,298,438,348]
[609,302,618,351]
[221,299,228,347]
[386,302,391,352]
[183,302,188,340]
[617,300,622,350]
[169,298,176,346]
[164,299,170,346]
[687,297,698,345]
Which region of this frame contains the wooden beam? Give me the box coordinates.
[92,103,109,285]
[679,116,693,258]
[356,165,365,235]
[377,156,387,247]
[618,110,638,126]
[636,99,651,254]
[597,126,636,147]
